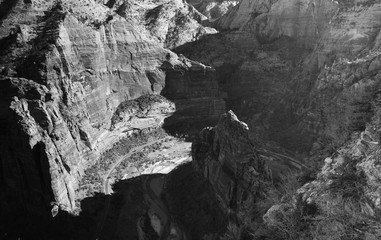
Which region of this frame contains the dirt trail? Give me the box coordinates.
[103,136,171,194]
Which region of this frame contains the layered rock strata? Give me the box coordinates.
[161,55,226,129]
[187,0,241,22]
[176,0,381,154]
[0,1,225,230]
[192,111,269,216]
[102,0,217,49]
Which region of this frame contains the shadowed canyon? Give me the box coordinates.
[1,0,381,239]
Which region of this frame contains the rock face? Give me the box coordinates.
[0,0,225,233]
[185,1,381,237]
[192,111,269,216]
[187,0,241,22]
[161,55,226,131]
[263,125,381,239]
[217,0,338,47]
[176,0,381,153]
[2,0,381,238]
[103,0,217,49]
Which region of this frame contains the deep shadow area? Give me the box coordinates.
[162,111,220,140]
[0,0,18,22]
[164,163,228,239]
[0,192,105,240]
[160,54,226,140]
[1,164,226,240]
[172,32,318,154]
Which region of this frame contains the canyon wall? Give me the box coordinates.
[188,1,381,238]
[2,0,381,238]
[192,111,270,218]
[177,0,381,154]
[102,0,217,49]
[0,1,225,234]
[187,0,241,22]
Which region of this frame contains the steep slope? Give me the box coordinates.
[2,0,381,239]
[187,0,241,22]
[0,1,225,237]
[192,111,270,221]
[185,1,381,238]
[176,0,381,154]
[103,0,217,49]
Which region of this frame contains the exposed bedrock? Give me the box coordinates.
[186,0,241,22]
[176,0,381,154]
[2,0,381,239]
[102,0,218,49]
[0,0,225,233]
[161,55,226,135]
[192,111,270,218]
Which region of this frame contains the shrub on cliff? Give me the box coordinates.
[260,152,381,240]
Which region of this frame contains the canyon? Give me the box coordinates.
[1,0,381,239]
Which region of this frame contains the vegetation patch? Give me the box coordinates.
[110,94,173,129]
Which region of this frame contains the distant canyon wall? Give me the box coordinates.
[178,0,381,153]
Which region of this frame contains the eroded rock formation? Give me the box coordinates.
[0,1,225,235]
[187,0,241,22]
[176,0,381,154]
[2,0,381,239]
[103,0,217,49]
[192,111,270,217]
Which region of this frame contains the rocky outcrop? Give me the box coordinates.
[263,124,381,239]
[103,0,217,49]
[161,54,226,129]
[217,0,338,47]
[110,94,175,131]
[0,4,169,215]
[192,111,269,217]
[185,2,381,236]
[187,0,241,22]
[306,51,381,155]
[0,0,225,229]
[176,0,381,154]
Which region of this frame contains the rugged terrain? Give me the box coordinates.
[2,0,381,239]
[0,0,225,238]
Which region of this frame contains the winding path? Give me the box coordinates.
[95,136,307,239]
[103,136,171,194]
[258,148,310,170]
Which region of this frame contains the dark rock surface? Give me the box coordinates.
[176,0,381,155]
[192,111,270,219]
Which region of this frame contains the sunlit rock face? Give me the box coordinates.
[0,7,168,215]
[186,0,241,22]
[0,0,225,227]
[192,111,269,215]
[102,0,217,49]
[217,0,338,47]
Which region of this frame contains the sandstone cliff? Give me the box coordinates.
[0,1,225,234]
[103,0,217,49]
[186,0,381,238]
[3,0,381,239]
[187,0,241,22]
[176,0,381,154]
[192,111,270,219]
